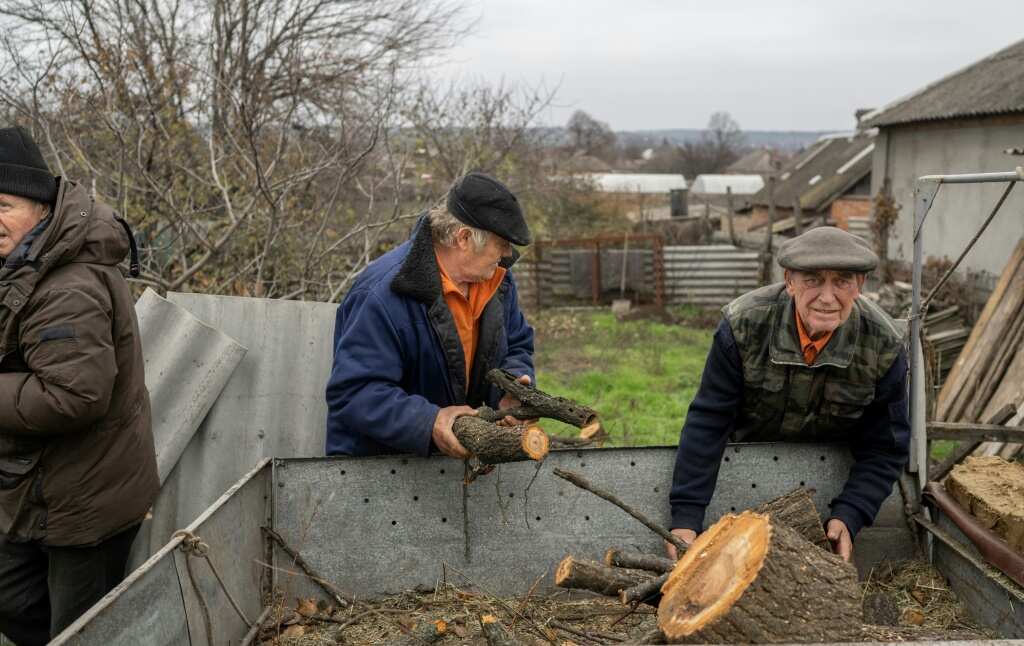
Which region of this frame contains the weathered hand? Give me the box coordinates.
[664,528,697,560]
[497,374,534,426]
[826,518,853,562]
[431,405,475,459]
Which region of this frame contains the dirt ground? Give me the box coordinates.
[255,560,992,645]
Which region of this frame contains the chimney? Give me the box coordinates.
[854,108,875,131]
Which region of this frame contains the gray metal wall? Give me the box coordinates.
[51,461,272,646]
[271,445,911,602]
[871,120,1024,277]
[137,294,337,560]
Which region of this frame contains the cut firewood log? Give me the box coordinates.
[485,369,602,434]
[555,556,652,596]
[752,486,829,549]
[945,456,1024,553]
[452,417,549,464]
[395,619,448,645]
[620,571,671,607]
[479,614,521,646]
[604,549,675,574]
[657,511,861,644]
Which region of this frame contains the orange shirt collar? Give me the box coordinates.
[436,252,506,387]
[795,308,833,366]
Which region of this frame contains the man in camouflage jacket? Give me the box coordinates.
[666,227,909,562]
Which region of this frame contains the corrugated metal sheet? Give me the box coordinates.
[586,172,687,193]
[135,289,248,484]
[691,174,765,195]
[663,245,760,306]
[136,294,337,560]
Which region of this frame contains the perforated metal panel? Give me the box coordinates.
[272,445,905,599]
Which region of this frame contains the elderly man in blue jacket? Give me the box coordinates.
[325,173,535,458]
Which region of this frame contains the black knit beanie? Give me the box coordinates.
[0,126,58,205]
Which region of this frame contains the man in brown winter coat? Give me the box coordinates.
[0,126,159,645]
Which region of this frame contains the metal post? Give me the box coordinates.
[909,180,940,487]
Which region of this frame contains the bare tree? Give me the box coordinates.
[566,109,616,161]
[0,0,466,300]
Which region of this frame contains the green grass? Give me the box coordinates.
[533,307,715,446]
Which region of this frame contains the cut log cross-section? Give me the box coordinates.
[555,556,652,597]
[452,416,549,464]
[657,511,861,644]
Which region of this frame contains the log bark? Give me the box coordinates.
[752,486,829,549]
[620,572,670,607]
[554,556,652,596]
[604,549,675,574]
[452,417,549,464]
[395,619,447,645]
[479,614,521,646]
[657,511,861,643]
[486,368,602,431]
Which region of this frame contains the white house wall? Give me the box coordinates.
[871,119,1024,278]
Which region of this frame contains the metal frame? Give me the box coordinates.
[908,167,1024,488]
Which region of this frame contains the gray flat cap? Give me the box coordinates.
[777,226,878,272]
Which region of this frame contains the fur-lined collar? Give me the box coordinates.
[390,215,443,304]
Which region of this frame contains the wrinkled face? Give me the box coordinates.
[453,229,512,283]
[784,269,865,338]
[0,193,47,257]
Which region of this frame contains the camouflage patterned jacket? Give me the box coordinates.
[669,283,910,538]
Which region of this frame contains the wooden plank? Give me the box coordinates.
[938,238,1024,421]
[928,422,1024,443]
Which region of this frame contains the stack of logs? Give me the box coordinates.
[554,486,863,644]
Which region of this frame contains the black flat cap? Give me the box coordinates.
[777,226,878,272]
[0,126,57,205]
[447,172,530,246]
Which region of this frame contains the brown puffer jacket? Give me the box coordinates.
[0,179,158,546]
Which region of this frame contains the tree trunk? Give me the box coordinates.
[555,556,652,596]
[604,548,675,574]
[657,511,861,644]
[452,417,549,464]
[479,614,521,646]
[752,487,829,549]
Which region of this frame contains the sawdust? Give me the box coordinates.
[860,559,991,639]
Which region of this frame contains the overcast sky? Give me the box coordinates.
[429,1,1024,132]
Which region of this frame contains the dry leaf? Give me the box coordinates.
[296,598,318,618]
[282,625,305,638]
[903,608,925,626]
[452,623,467,638]
[911,589,927,604]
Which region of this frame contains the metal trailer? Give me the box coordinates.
[42,169,1024,645]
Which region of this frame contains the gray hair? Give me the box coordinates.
[429,205,489,251]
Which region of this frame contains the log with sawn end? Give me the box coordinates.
[657,511,861,644]
[395,619,448,645]
[554,556,652,596]
[604,548,675,574]
[479,614,522,646]
[485,368,604,438]
[752,486,829,549]
[452,416,549,464]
